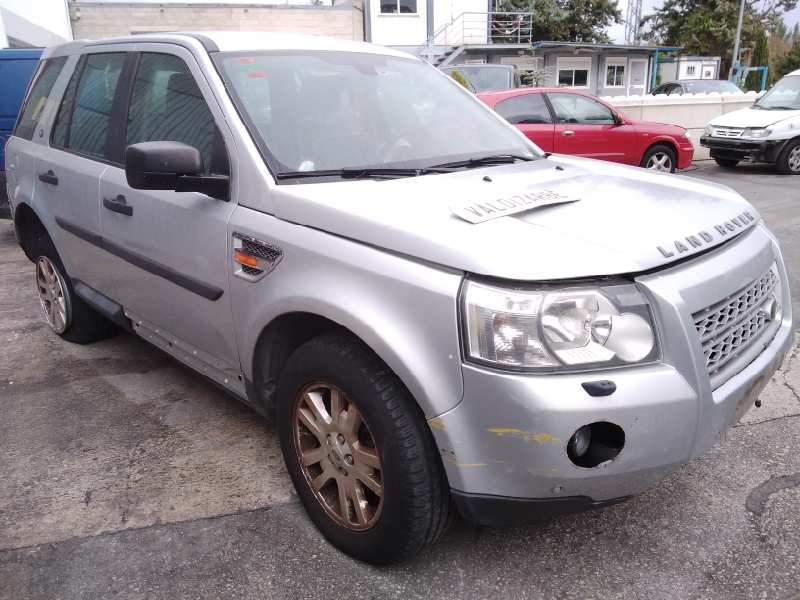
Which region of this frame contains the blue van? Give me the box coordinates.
[0,48,43,218]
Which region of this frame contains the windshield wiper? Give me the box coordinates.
[275,167,450,181]
[428,154,536,170]
[761,105,799,111]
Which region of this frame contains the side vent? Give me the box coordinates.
[232,232,283,282]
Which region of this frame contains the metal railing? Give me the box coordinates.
[431,11,535,47]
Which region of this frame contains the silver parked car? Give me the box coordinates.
[6,33,793,564]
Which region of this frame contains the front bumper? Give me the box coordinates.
[700,135,785,164]
[677,143,695,170]
[430,225,793,525]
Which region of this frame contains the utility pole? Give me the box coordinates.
[624,0,643,44]
[729,0,746,79]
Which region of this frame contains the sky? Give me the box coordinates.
[608,0,800,43]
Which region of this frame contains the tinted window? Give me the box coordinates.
[126,53,225,175]
[495,93,552,124]
[15,57,67,141]
[381,0,416,13]
[52,53,126,159]
[548,93,615,125]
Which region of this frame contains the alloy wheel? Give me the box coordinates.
[292,382,383,531]
[646,152,673,172]
[788,146,800,173]
[35,256,70,334]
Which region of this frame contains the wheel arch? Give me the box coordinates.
[13,201,52,261]
[642,138,678,161]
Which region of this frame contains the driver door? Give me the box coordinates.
[548,92,630,164]
[96,46,240,374]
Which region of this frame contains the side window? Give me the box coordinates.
[52,52,126,159]
[548,93,616,125]
[495,94,552,125]
[14,57,67,141]
[126,52,227,175]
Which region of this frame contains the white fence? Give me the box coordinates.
[601,91,764,160]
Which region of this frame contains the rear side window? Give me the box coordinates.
[495,94,552,125]
[52,52,126,159]
[126,52,227,175]
[14,57,67,141]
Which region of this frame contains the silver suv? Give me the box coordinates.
[6,32,793,564]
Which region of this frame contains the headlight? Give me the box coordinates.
[463,280,658,371]
[743,128,771,139]
[704,124,713,136]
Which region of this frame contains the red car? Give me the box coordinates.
[478,88,694,172]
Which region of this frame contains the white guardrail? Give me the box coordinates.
[601,91,765,160]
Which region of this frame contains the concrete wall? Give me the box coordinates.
[367,0,427,45]
[0,0,72,47]
[69,1,364,41]
[604,91,763,159]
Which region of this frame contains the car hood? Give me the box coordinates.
[709,106,800,128]
[272,155,759,281]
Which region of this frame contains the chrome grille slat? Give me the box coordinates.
[692,264,781,385]
[711,126,745,138]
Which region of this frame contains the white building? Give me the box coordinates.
[0,0,72,48]
[659,56,721,82]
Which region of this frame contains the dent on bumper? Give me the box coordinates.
[430,321,793,506]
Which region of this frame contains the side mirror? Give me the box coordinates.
[125,141,229,201]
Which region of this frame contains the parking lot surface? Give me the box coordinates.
[1,161,799,600]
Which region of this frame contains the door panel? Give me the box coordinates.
[628,59,648,96]
[38,51,127,288]
[97,48,239,368]
[548,92,632,164]
[493,93,555,152]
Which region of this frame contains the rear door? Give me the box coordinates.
[34,50,129,287]
[492,92,555,152]
[97,46,240,372]
[548,92,631,163]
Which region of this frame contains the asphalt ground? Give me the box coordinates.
[1,161,799,600]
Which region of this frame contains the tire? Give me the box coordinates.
[276,332,450,565]
[640,144,677,173]
[714,158,740,169]
[776,139,800,175]
[31,236,117,344]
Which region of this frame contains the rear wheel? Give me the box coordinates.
[32,240,117,344]
[276,332,450,564]
[714,158,740,168]
[641,144,676,173]
[776,139,800,175]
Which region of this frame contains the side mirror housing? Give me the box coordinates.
[125,141,229,201]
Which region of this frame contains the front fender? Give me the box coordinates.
[228,206,465,418]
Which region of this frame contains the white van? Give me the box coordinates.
[700,69,800,174]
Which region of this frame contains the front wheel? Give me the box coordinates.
[276,332,450,564]
[640,144,677,173]
[714,158,740,168]
[776,139,800,175]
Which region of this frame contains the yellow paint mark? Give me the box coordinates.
[456,463,488,468]
[428,417,445,431]
[487,427,560,445]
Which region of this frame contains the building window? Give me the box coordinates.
[605,64,625,87]
[556,57,590,88]
[686,65,696,76]
[380,0,417,14]
[557,68,588,87]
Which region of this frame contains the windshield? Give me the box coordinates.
[216,51,535,179]
[682,80,740,94]
[755,75,800,110]
[441,66,513,92]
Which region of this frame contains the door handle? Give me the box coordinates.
[562,130,575,136]
[38,170,59,185]
[103,194,133,216]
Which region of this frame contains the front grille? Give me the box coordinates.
[711,126,745,138]
[693,265,780,383]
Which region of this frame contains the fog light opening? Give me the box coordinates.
[567,422,625,468]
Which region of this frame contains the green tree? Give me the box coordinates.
[449,69,473,91]
[777,36,800,75]
[495,0,622,43]
[745,28,769,90]
[642,0,797,74]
